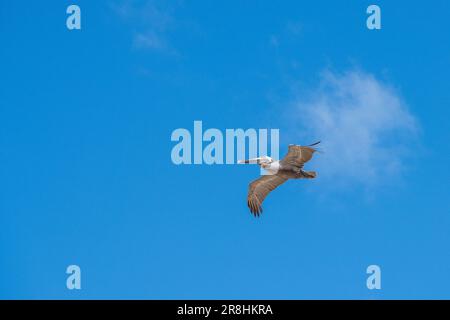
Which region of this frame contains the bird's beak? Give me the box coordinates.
[238,157,265,164]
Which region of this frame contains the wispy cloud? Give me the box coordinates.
[288,69,419,187]
[269,20,302,48]
[285,21,302,36]
[133,31,166,50]
[111,0,176,54]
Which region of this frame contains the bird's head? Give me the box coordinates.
[238,156,273,168]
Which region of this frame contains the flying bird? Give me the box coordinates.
[238,141,320,217]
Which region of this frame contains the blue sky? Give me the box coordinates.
[1,0,449,299]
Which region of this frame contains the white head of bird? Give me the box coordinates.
[238,156,280,173]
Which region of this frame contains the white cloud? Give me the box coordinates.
[133,31,166,50]
[290,70,419,187]
[111,0,175,54]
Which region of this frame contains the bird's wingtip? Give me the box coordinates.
[308,140,321,147]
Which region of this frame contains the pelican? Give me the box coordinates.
[238,141,320,216]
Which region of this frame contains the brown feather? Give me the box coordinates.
[280,145,317,169]
[247,175,288,216]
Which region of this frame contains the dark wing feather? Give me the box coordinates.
[280,145,317,169]
[247,174,288,216]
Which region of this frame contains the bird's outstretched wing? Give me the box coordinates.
[247,174,288,216]
[280,144,318,169]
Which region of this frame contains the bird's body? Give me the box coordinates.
[239,141,320,216]
[261,160,280,175]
